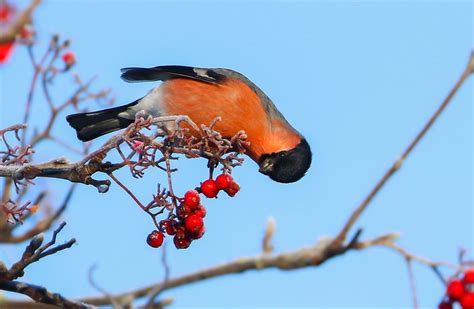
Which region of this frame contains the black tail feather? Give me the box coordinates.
[120,67,163,83]
[66,101,138,141]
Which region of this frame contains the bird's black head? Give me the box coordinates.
[258,139,312,183]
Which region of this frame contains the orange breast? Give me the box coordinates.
[161,78,301,161]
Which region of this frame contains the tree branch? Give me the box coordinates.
[0,222,83,308]
[0,230,455,308]
[0,280,94,309]
[0,157,111,192]
[78,232,387,306]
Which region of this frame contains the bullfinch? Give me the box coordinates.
[66,66,312,183]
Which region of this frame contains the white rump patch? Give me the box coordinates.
[193,68,214,80]
[119,86,166,119]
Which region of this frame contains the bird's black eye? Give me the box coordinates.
[278,152,287,158]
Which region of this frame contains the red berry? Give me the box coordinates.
[62,51,76,67]
[174,224,186,236]
[189,226,205,240]
[193,204,207,218]
[200,179,218,198]
[160,219,175,235]
[464,269,474,284]
[173,234,191,249]
[185,214,204,234]
[183,190,200,208]
[447,280,465,300]
[215,173,233,190]
[146,230,164,248]
[438,302,453,309]
[0,3,13,22]
[0,42,14,64]
[224,181,240,197]
[461,293,474,308]
[177,203,191,219]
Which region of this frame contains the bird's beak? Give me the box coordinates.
[259,158,274,175]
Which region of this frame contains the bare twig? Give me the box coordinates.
[0,222,82,308]
[0,222,76,281]
[406,259,418,309]
[0,124,30,166]
[88,265,121,309]
[145,244,171,308]
[329,50,474,250]
[0,185,75,243]
[262,216,276,254]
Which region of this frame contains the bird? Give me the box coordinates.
[66,65,312,183]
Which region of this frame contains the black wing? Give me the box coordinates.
[120,65,225,84]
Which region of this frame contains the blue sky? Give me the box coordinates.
[0,1,472,308]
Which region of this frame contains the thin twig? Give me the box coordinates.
[145,243,171,308]
[1,222,76,281]
[406,259,418,309]
[330,51,474,250]
[262,216,276,254]
[1,185,75,243]
[88,265,122,309]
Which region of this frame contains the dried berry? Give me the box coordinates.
[438,302,453,309]
[173,233,191,249]
[160,219,176,235]
[193,204,207,218]
[224,181,240,197]
[189,226,205,240]
[177,203,192,219]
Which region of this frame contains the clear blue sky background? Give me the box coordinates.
[0,1,472,308]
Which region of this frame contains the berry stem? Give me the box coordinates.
[108,172,160,229]
[163,151,178,209]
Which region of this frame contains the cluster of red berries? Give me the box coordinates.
[146,173,239,249]
[439,269,474,309]
[200,173,240,198]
